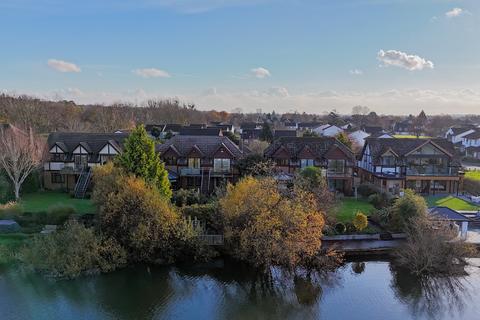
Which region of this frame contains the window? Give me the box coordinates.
[51,173,64,184]
[300,159,314,168]
[381,156,395,166]
[188,158,201,169]
[328,160,345,174]
[51,153,64,161]
[74,155,88,170]
[276,158,289,166]
[164,156,177,165]
[214,158,231,173]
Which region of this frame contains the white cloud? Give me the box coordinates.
[349,69,363,75]
[445,8,465,18]
[251,67,271,79]
[47,59,81,73]
[377,50,434,71]
[133,68,171,78]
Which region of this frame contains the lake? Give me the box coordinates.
[1,258,480,320]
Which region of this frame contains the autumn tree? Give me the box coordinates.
[335,132,353,149]
[116,125,172,199]
[0,126,45,200]
[219,176,325,269]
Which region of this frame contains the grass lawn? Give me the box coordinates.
[336,198,375,223]
[20,191,96,214]
[393,135,431,139]
[465,171,480,181]
[425,195,480,211]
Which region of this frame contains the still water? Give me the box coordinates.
[1,258,480,320]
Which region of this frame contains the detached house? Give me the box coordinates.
[157,135,247,194]
[264,137,356,195]
[44,132,129,197]
[445,127,475,144]
[358,138,463,195]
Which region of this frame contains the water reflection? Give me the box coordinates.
[390,264,471,319]
[1,259,480,320]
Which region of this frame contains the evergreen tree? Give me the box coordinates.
[116,125,172,199]
[259,122,274,142]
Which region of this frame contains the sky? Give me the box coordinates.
[0,0,479,115]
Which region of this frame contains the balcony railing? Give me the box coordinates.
[180,168,201,176]
[406,167,457,176]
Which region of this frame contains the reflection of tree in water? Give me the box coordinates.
[351,262,366,275]
[389,262,471,319]
[176,259,342,320]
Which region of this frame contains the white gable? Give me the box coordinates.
[99,143,119,155]
[49,144,64,154]
[72,145,88,154]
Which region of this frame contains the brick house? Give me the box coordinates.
[264,137,356,195]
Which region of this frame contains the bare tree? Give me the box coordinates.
[0,126,46,200]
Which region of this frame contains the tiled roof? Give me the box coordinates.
[274,130,297,139]
[364,137,456,161]
[178,128,222,136]
[47,132,129,154]
[450,127,474,135]
[428,207,469,222]
[157,135,245,158]
[463,131,480,140]
[264,137,354,160]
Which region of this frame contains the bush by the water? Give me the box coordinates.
[180,202,221,233]
[396,216,477,275]
[20,221,126,278]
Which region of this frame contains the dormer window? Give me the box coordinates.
[382,156,395,166]
[51,153,64,161]
[188,158,201,169]
[300,159,314,168]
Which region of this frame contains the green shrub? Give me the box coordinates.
[335,222,346,234]
[0,174,14,203]
[172,189,208,206]
[22,171,41,194]
[20,221,126,278]
[357,184,378,198]
[181,202,220,232]
[368,192,391,209]
[46,204,76,225]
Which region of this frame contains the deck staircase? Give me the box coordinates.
[74,167,92,199]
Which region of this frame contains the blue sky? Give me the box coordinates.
[1,0,479,114]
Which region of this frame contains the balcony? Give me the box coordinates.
[211,168,232,177]
[180,168,201,176]
[406,166,457,176]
